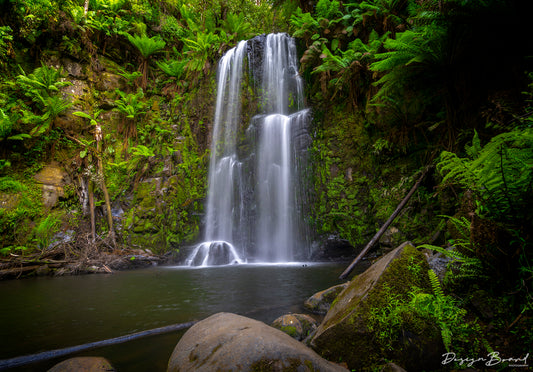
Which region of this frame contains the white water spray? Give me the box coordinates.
[186,34,310,266]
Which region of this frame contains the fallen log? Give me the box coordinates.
[339,166,432,280]
[0,265,41,279]
[0,321,197,370]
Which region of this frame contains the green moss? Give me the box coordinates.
[313,244,439,370]
[280,325,299,338]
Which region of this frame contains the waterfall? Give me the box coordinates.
[186,34,311,266]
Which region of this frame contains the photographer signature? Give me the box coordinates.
[442,352,529,368]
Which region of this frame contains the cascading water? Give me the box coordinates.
[186,34,311,266]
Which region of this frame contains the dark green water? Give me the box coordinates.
[0,263,347,371]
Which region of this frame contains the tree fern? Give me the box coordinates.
[125,33,165,89]
[113,88,146,139]
[370,26,445,101]
[438,128,533,223]
[183,31,220,74]
[16,63,71,97]
[126,33,166,59]
[14,64,72,136]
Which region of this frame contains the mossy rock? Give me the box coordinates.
[304,283,348,314]
[310,242,444,371]
[271,313,319,341]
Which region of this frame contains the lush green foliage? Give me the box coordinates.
[439,129,533,224]
[369,267,487,356]
[0,0,297,254]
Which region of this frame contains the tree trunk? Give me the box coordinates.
[88,179,96,243]
[339,166,432,280]
[96,129,116,248]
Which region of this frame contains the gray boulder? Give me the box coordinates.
[167,312,348,371]
[304,283,348,314]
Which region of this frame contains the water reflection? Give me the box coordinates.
[0,263,345,371]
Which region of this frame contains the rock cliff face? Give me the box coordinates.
[310,242,444,371]
[30,55,212,254]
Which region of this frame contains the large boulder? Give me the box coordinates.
[167,312,348,372]
[310,242,444,371]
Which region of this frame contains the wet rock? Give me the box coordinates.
[310,235,358,261]
[426,248,453,282]
[167,312,348,372]
[47,356,115,371]
[304,282,348,315]
[271,313,318,341]
[62,58,87,79]
[310,242,443,371]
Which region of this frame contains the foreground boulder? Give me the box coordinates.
[310,242,444,371]
[47,357,115,371]
[168,312,348,371]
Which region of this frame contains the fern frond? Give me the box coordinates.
[127,33,166,58]
[428,269,444,299]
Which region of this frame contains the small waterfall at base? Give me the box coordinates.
[186,33,311,267]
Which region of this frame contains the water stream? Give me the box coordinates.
[188,33,311,266]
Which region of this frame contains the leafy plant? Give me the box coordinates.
[0,109,31,142]
[438,129,533,223]
[130,144,155,157]
[220,12,252,42]
[15,64,72,136]
[0,176,28,192]
[418,216,487,286]
[33,214,61,250]
[315,0,341,20]
[0,26,14,70]
[183,31,220,75]
[125,33,166,89]
[113,88,146,140]
[157,58,187,79]
[410,270,477,353]
[290,7,319,39]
